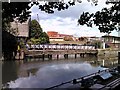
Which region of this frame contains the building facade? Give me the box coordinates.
[47,31,58,37]
[10,18,31,38]
[102,35,120,48]
[47,31,73,42]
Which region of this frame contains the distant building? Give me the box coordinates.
[49,37,64,42]
[47,31,73,38]
[47,31,105,45]
[87,36,102,41]
[102,35,120,48]
[47,31,73,42]
[11,18,31,38]
[47,31,58,37]
[58,34,73,37]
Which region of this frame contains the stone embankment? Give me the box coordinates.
[97,48,120,60]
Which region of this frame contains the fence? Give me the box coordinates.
[26,44,95,50]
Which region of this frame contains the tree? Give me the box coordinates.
[2,2,31,23]
[2,0,98,26]
[2,31,17,60]
[78,37,85,41]
[1,0,109,60]
[41,32,50,44]
[2,2,31,35]
[78,2,120,33]
[64,36,73,41]
[2,1,71,60]
[29,20,49,44]
[30,20,43,39]
[2,0,100,35]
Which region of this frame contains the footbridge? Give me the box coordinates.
[24,44,97,59]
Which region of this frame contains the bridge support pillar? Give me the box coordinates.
[42,54,45,61]
[15,50,25,60]
[64,54,68,59]
[80,53,84,57]
[75,54,77,59]
[80,53,82,57]
[48,54,52,60]
[57,54,59,60]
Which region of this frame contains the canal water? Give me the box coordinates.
[2,55,118,88]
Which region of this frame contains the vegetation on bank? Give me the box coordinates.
[2,31,18,60]
[27,20,49,45]
[2,1,119,60]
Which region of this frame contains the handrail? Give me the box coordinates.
[26,44,96,50]
[45,66,119,90]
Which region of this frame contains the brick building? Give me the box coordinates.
[47,31,73,42]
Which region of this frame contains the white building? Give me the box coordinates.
[49,37,64,42]
[102,35,120,48]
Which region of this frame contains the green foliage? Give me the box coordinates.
[2,2,31,37]
[95,41,101,48]
[64,36,73,41]
[2,31,17,60]
[41,32,50,43]
[19,38,26,48]
[3,1,119,60]
[91,40,102,49]
[2,1,75,25]
[30,20,42,39]
[2,1,98,33]
[2,2,31,23]
[29,20,49,44]
[2,0,98,24]
[78,3,120,33]
[30,38,41,44]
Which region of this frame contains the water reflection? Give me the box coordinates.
[2,56,118,88]
[8,62,105,88]
[2,61,18,84]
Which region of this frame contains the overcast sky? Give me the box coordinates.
[30,0,118,37]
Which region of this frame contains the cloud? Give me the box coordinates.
[30,5,55,20]
[30,0,111,19]
[9,63,101,88]
[30,0,117,37]
[40,17,79,35]
[39,16,106,37]
[50,0,112,19]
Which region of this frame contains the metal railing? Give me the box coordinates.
[45,66,119,90]
[26,44,96,50]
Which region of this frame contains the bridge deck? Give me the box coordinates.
[25,49,97,56]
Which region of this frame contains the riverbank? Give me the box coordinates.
[14,48,120,61]
[97,48,119,60]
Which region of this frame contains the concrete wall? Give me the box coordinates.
[49,38,64,41]
[97,48,119,59]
